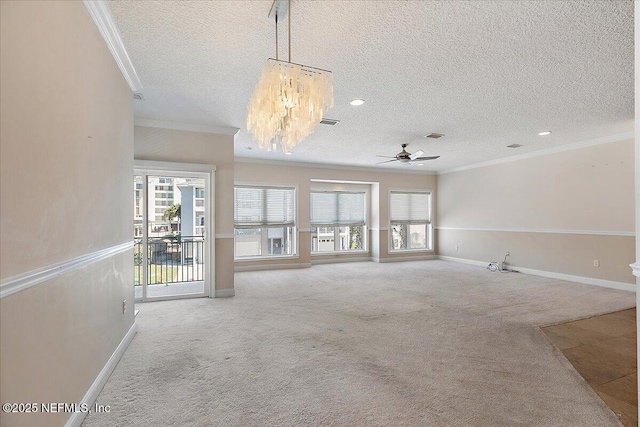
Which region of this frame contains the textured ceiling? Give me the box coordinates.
[108,0,633,171]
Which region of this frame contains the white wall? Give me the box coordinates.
[437,139,635,284]
[0,2,134,426]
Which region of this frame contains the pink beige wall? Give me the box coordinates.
[437,139,635,284]
[134,126,235,292]
[0,2,134,426]
[234,161,437,268]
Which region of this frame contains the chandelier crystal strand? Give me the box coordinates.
[247,59,333,152]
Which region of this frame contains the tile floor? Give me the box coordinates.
[542,308,637,426]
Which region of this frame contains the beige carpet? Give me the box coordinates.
[83,260,635,427]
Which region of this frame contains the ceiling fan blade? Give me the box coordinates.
[376,159,398,164]
[410,150,425,160]
[376,155,396,158]
[411,156,440,161]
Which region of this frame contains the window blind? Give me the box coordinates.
[234,186,295,227]
[310,192,365,225]
[389,191,430,223]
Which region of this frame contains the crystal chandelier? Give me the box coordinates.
[246,0,333,153]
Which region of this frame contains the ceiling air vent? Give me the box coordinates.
[425,133,444,139]
[507,144,523,148]
[133,93,144,101]
[320,118,340,126]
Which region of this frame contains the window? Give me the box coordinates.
[389,191,432,251]
[310,191,366,252]
[234,186,296,258]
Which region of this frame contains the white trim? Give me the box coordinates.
[215,234,235,239]
[215,288,236,298]
[135,118,240,136]
[234,157,437,175]
[65,323,137,427]
[311,257,372,265]
[438,255,499,268]
[631,263,640,278]
[435,226,635,237]
[134,160,216,299]
[134,160,217,174]
[310,179,377,185]
[439,256,636,292]
[439,132,634,175]
[0,241,133,299]
[235,255,299,262]
[234,262,311,272]
[83,1,142,92]
[373,255,438,263]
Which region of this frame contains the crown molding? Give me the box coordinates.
[438,131,634,175]
[234,156,437,175]
[83,0,142,92]
[135,118,240,136]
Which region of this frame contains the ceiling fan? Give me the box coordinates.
[376,144,440,165]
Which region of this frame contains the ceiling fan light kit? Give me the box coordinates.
[376,143,440,165]
[246,0,334,153]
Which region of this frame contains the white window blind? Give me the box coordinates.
[310,192,365,225]
[234,186,295,227]
[390,191,431,223]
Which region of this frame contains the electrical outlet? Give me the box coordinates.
[506,251,510,257]
[593,260,599,267]
[122,299,127,314]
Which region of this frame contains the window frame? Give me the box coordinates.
[233,183,298,261]
[310,190,368,254]
[388,189,434,253]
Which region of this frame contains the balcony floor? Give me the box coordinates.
[135,281,204,299]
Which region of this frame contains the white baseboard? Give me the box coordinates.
[438,256,636,293]
[65,322,137,427]
[311,257,372,265]
[373,255,437,263]
[214,288,235,298]
[234,263,312,272]
[438,255,488,268]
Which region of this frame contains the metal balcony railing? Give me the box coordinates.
[134,236,205,286]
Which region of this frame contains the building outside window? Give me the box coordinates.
[310,191,366,252]
[389,191,432,251]
[234,185,296,258]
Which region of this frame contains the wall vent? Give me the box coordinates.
[133,93,144,100]
[320,118,340,126]
[425,133,444,139]
[507,144,523,148]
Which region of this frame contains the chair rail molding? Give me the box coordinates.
[0,241,133,299]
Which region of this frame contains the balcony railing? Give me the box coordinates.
[134,236,205,286]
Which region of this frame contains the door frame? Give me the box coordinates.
[134,160,216,301]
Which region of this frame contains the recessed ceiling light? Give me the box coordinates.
[538,131,551,136]
[285,152,292,155]
[350,99,365,106]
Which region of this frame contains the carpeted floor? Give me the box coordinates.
[83,260,635,427]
